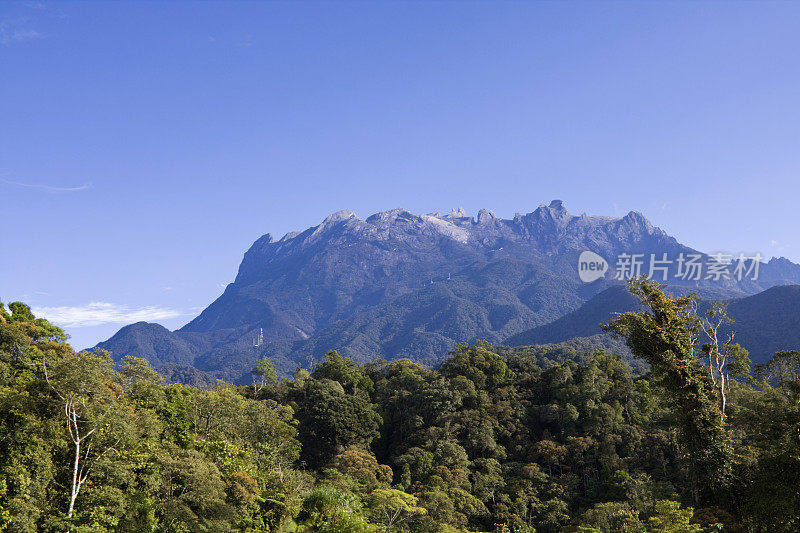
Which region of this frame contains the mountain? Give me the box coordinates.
[96,201,800,382]
[99,322,196,367]
[504,283,800,366]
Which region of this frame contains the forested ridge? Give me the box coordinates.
[2,279,799,532]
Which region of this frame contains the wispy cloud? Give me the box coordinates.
[1,178,92,193]
[33,302,185,328]
[1,27,40,44]
[0,17,42,45]
[0,0,61,46]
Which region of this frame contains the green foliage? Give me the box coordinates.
[296,486,374,532]
[252,356,278,397]
[2,299,800,531]
[754,349,800,396]
[293,379,381,469]
[646,500,703,532]
[578,501,644,532]
[331,450,392,488]
[314,352,374,396]
[440,341,515,389]
[365,489,425,530]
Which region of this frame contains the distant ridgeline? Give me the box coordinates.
[95,201,800,383]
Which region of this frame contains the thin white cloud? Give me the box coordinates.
[33,302,185,328]
[0,17,42,45]
[0,178,92,193]
[1,28,40,43]
[0,1,60,45]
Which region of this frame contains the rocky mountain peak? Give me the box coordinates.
[321,209,358,225]
[476,208,496,224]
[533,199,571,219]
[446,207,469,219]
[280,231,301,242]
[620,210,654,233]
[365,207,416,225]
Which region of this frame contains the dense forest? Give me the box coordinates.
[1,279,799,532]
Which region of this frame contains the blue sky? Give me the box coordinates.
[2,1,800,349]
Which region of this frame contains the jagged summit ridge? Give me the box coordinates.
[233,201,664,288]
[266,200,655,248]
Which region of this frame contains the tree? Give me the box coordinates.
[366,488,426,530]
[740,351,800,530]
[331,450,392,487]
[0,302,68,530]
[296,486,375,532]
[441,342,515,390]
[755,350,800,397]
[294,380,381,468]
[578,501,644,532]
[42,348,133,519]
[646,500,703,532]
[577,500,705,533]
[157,446,230,530]
[699,302,751,418]
[313,351,374,396]
[251,356,278,398]
[602,277,732,505]
[120,356,165,409]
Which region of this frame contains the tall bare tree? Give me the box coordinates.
[700,302,751,419]
[42,348,128,519]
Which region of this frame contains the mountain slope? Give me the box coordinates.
[726,284,800,364]
[504,283,800,366]
[504,285,640,346]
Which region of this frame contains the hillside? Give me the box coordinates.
[505,283,800,366]
[726,284,800,364]
[504,285,640,346]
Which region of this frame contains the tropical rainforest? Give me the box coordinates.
[1,278,799,532]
